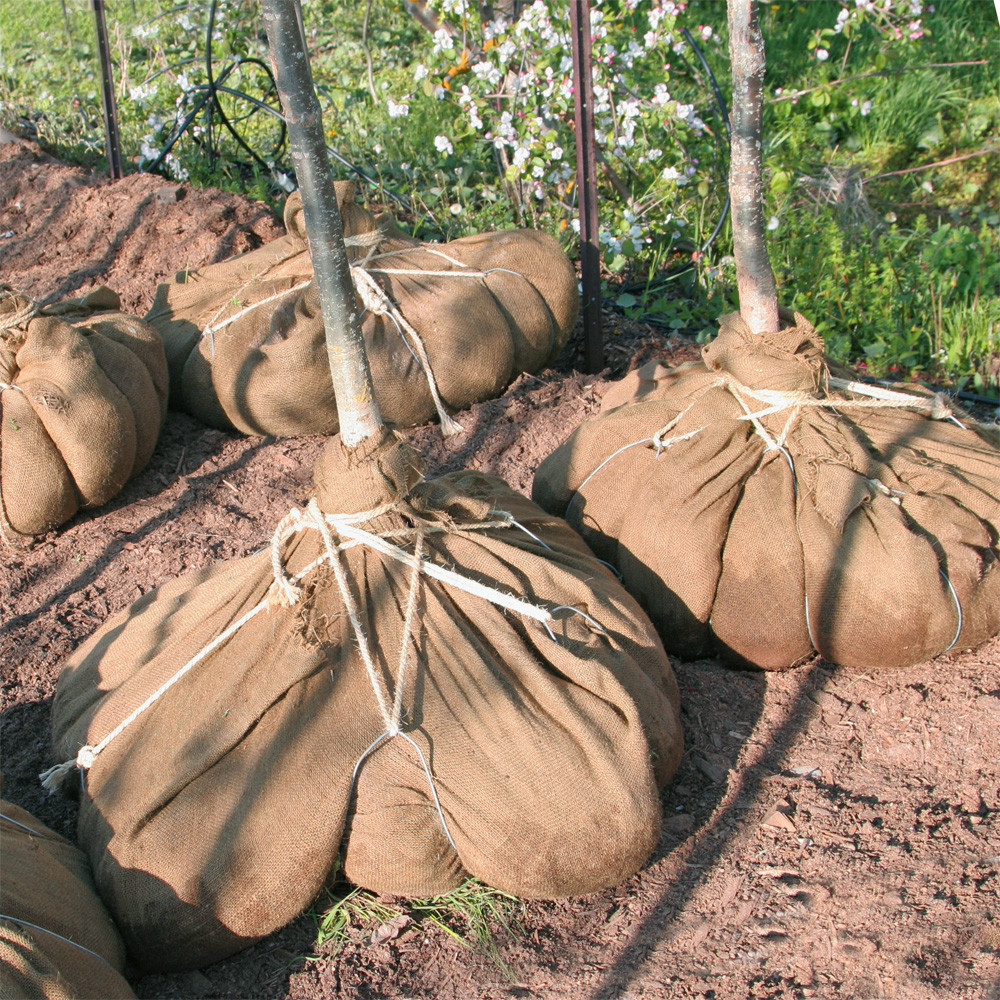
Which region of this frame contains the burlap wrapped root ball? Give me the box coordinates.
[49,429,682,972]
[0,287,168,540]
[145,183,579,437]
[533,311,1000,671]
[1,800,135,1000]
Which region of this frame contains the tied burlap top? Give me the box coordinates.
[1,286,168,541]
[145,183,579,438]
[534,310,1000,671]
[50,429,682,972]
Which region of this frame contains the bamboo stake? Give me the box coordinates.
[261,0,382,446]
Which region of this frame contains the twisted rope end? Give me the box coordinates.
[438,411,465,437]
[930,393,953,421]
[39,746,95,795]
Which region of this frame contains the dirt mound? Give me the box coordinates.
[1,139,998,1000]
[0,138,282,313]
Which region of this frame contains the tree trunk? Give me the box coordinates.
[261,0,382,446]
[727,0,779,335]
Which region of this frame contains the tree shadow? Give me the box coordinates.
[0,425,267,638]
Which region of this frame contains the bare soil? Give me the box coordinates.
[2,138,998,1000]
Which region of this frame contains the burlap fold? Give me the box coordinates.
[0,287,168,540]
[145,183,579,437]
[51,431,682,972]
[0,800,135,999]
[533,310,1000,670]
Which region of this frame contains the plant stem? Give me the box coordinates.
[727,0,779,336]
[766,61,989,103]
[261,0,382,446]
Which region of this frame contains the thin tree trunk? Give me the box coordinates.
[727,0,779,335]
[261,0,382,446]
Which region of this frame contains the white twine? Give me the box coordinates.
[0,381,22,393]
[202,282,311,356]
[351,267,464,436]
[198,232,384,354]
[570,370,972,659]
[192,231,534,437]
[577,373,971,497]
[0,915,115,967]
[41,494,600,820]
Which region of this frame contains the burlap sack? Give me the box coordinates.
[0,801,134,999]
[533,311,1000,670]
[50,429,682,972]
[145,183,578,436]
[0,287,168,540]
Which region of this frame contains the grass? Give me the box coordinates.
[313,878,525,981]
[1,0,997,394]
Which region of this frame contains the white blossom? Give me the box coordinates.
[129,82,155,104]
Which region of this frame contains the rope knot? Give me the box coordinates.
[0,286,39,336]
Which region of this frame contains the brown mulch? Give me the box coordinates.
[2,137,998,1000]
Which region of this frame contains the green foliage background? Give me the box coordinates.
[0,0,997,396]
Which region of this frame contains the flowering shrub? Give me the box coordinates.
[2,0,993,389]
[390,0,730,279]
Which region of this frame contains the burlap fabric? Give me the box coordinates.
[533,311,1000,670]
[0,287,168,540]
[145,183,578,436]
[50,429,682,972]
[0,801,134,999]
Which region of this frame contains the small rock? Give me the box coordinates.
[693,754,726,784]
[786,765,823,780]
[370,913,412,945]
[762,800,796,833]
[156,184,187,205]
[665,812,695,836]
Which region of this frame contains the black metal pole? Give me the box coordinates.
[91,0,124,179]
[570,0,602,373]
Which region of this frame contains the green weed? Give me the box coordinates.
[314,877,525,981]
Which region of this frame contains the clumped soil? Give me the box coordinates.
[2,138,998,1000]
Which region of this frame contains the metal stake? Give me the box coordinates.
[569,0,602,373]
[91,0,124,179]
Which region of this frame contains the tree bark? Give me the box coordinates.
[262,0,382,446]
[727,0,779,335]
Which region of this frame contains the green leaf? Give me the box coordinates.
[616,292,638,308]
[770,169,791,195]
